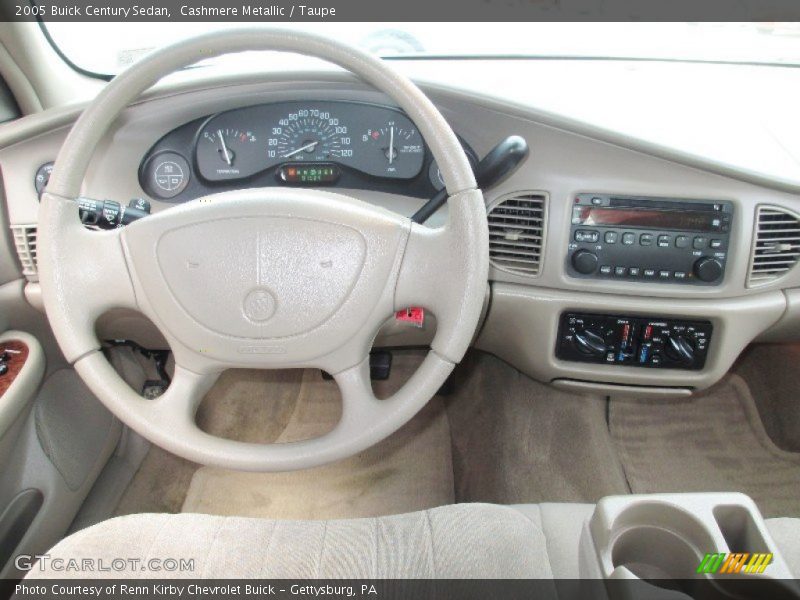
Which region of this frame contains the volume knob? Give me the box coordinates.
[572,249,599,275]
[693,257,723,283]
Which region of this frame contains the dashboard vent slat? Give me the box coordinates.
[748,206,800,287]
[11,225,38,282]
[487,192,547,278]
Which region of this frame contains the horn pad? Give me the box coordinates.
[157,216,366,338]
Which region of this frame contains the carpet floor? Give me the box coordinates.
[113,350,800,521]
[609,374,800,518]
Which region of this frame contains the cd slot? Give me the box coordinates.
[609,196,720,212]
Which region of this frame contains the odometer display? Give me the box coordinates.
[278,163,340,185]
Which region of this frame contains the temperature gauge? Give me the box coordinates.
[361,123,424,178]
[196,125,259,181]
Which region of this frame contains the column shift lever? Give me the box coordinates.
[412,135,529,224]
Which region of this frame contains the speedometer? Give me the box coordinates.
[267,109,353,163]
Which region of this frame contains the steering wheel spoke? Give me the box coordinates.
[38,193,139,363]
[332,357,383,426]
[160,364,221,415]
[395,188,489,364]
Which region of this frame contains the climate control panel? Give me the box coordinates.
[556,312,712,370]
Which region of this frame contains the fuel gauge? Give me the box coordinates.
[361,123,424,179]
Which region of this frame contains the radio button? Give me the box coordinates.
[675,235,690,248]
[575,230,599,243]
[710,239,723,249]
[657,235,671,247]
[644,269,656,278]
[622,232,636,245]
[659,270,672,279]
[693,236,709,249]
[615,266,628,276]
[604,231,618,244]
[600,265,612,275]
[629,267,641,277]
[638,233,653,246]
[674,271,688,280]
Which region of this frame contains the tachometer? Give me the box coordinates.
[268,109,353,164]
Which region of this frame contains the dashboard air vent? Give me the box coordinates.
[12,225,38,282]
[487,191,546,277]
[748,205,800,287]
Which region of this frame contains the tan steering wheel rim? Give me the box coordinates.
[38,29,489,471]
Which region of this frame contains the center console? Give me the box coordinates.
[567,193,733,285]
[580,493,798,599]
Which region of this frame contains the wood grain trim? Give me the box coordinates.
[0,340,29,398]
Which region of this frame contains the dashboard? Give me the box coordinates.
[3,75,800,398]
[139,100,475,203]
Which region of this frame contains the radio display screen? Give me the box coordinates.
[577,207,720,232]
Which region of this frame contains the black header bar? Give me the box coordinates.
[3,0,800,22]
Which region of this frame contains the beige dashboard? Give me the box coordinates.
[2,72,800,396]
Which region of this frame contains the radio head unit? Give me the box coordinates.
[566,194,733,285]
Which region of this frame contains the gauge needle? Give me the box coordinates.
[218,129,232,166]
[389,126,394,165]
[282,141,318,159]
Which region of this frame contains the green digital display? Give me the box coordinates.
[279,163,340,185]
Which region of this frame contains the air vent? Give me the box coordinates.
[748,205,800,287]
[12,225,38,282]
[487,192,546,277]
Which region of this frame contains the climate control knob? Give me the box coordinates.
[572,250,599,275]
[573,329,608,357]
[664,335,695,364]
[693,257,723,283]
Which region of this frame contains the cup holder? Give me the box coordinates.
[608,502,717,581]
[588,494,800,600]
[612,526,703,580]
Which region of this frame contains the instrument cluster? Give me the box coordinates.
[139,101,468,201]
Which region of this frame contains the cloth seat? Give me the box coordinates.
[26,503,800,580]
[29,504,555,579]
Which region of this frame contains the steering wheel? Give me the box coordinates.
[37,29,488,472]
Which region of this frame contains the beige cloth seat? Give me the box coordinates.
[30,504,558,579]
[28,503,800,580]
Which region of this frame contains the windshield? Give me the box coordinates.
[44,22,800,77]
